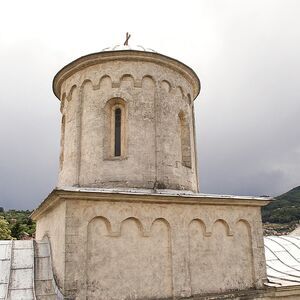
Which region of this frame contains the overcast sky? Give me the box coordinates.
[0,0,299,209]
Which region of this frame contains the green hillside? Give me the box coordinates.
[0,209,35,240]
[262,186,300,223]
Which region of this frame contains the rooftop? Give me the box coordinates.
[1,236,299,298]
[265,236,300,286]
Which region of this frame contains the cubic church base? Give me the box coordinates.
[32,188,270,300]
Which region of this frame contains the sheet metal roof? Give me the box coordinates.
[57,186,272,201]
[265,236,300,286]
[0,239,63,300]
[0,240,35,300]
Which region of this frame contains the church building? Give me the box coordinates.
[1,39,300,299]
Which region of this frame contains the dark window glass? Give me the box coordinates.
[114,108,121,156]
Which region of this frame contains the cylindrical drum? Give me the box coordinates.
[53,49,200,192]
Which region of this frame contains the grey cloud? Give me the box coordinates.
[0,1,300,209]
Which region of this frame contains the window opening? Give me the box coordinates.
[114,108,121,156]
[179,112,192,168]
[60,115,66,169]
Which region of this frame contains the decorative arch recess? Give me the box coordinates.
[177,86,185,98]
[187,93,192,105]
[212,219,232,236]
[99,75,112,89]
[188,217,255,295]
[60,93,66,113]
[142,75,155,88]
[86,216,173,299]
[161,80,171,93]
[104,98,127,159]
[120,74,135,88]
[178,111,192,168]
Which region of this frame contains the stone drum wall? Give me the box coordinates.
[53,51,200,192]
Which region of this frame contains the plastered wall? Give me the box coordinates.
[35,199,66,291]
[57,55,199,192]
[34,192,267,300]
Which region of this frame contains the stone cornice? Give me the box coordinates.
[31,188,272,221]
[52,50,201,100]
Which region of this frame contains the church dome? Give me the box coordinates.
[101,44,156,52]
[101,33,156,52]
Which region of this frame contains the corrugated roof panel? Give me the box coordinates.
[265,236,300,286]
[265,247,278,260]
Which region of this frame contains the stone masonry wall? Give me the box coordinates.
[57,58,199,192]
[45,193,268,300]
[35,199,66,291]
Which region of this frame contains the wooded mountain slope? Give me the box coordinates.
[262,186,300,223]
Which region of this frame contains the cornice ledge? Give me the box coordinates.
[53,50,200,100]
[31,188,272,220]
[30,190,61,221]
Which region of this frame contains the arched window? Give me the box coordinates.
[114,108,121,156]
[179,111,192,168]
[104,98,127,159]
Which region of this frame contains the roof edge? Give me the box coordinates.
[31,187,272,221]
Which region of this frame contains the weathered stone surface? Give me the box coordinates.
[33,188,270,299]
[35,198,66,291]
[53,51,200,192]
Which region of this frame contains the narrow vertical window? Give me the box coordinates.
[179,112,192,168]
[60,115,66,169]
[104,98,127,160]
[114,108,121,156]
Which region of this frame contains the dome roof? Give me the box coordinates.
[101,44,156,52]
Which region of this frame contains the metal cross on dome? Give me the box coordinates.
[124,32,131,46]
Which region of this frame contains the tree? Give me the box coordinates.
[0,217,12,240]
[11,222,22,240]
